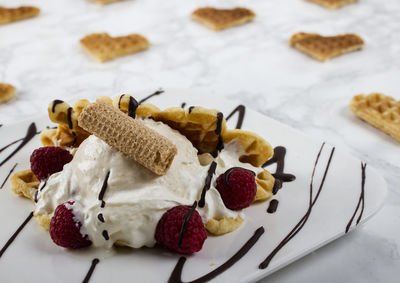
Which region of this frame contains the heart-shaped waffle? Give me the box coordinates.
[290,32,364,61]
[191,7,255,31]
[0,6,40,25]
[80,33,150,62]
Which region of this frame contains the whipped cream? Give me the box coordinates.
[35,119,263,249]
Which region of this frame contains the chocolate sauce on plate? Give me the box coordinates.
[102,230,109,241]
[0,123,37,167]
[97,213,105,223]
[0,163,17,189]
[0,212,33,258]
[225,105,245,129]
[259,143,335,269]
[267,199,279,214]
[198,162,217,208]
[345,162,367,233]
[168,227,264,283]
[263,146,296,195]
[82,258,100,283]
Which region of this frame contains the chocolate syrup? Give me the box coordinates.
[98,171,110,204]
[118,94,126,110]
[128,96,139,119]
[188,106,194,113]
[67,107,73,129]
[345,162,367,233]
[138,89,164,104]
[39,180,47,191]
[168,227,264,283]
[225,105,245,129]
[0,123,37,167]
[0,163,17,189]
[102,230,109,241]
[198,162,217,208]
[178,201,198,247]
[267,199,279,214]
[51,100,64,113]
[259,144,335,269]
[97,213,105,223]
[82,258,100,283]
[0,212,33,258]
[211,112,224,157]
[181,102,186,109]
[263,146,296,195]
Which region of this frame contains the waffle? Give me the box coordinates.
[290,32,364,61]
[306,0,358,9]
[350,93,400,141]
[0,6,40,25]
[80,33,150,62]
[10,170,39,201]
[0,83,16,103]
[205,216,243,235]
[78,100,177,175]
[191,7,255,31]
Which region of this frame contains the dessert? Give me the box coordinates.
[0,83,16,104]
[350,93,400,141]
[191,7,255,31]
[0,6,40,25]
[306,0,358,9]
[289,32,364,61]
[80,33,150,62]
[10,94,276,253]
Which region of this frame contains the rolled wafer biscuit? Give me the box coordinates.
[78,100,177,175]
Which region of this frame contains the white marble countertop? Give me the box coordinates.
[1,0,399,282]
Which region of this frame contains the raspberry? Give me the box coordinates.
[155,204,207,254]
[216,167,257,210]
[49,201,92,249]
[30,146,73,180]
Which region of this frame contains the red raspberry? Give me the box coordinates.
[30,146,73,181]
[155,205,207,254]
[49,201,92,249]
[216,167,257,210]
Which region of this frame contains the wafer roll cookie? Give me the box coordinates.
[78,100,177,175]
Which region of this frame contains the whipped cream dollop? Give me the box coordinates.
[35,119,263,249]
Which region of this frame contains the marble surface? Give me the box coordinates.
[1,0,399,282]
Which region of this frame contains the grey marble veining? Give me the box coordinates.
[0,0,399,282]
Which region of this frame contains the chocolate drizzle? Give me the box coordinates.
[168,227,264,283]
[188,106,194,113]
[98,171,110,204]
[259,143,335,269]
[67,107,73,129]
[226,105,245,129]
[0,163,17,189]
[345,162,367,233]
[267,199,279,214]
[128,96,139,119]
[181,102,186,109]
[0,212,33,258]
[198,162,217,208]
[97,213,105,223]
[118,94,125,109]
[51,100,64,113]
[211,112,224,157]
[0,123,37,167]
[82,258,100,283]
[102,230,109,240]
[263,146,296,195]
[138,89,164,104]
[178,201,198,247]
